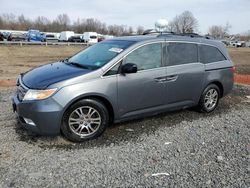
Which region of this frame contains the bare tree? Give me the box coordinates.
[1,13,17,29]
[52,14,71,31]
[238,32,250,41]
[0,16,3,29]
[208,23,231,39]
[17,14,31,30]
[128,26,133,34]
[34,16,51,31]
[167,21,175,33]
[2,13,16,23]
[168,11,198,33]
[100,23,108,35]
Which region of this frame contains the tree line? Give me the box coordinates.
[0,11,200,36]
[1,11,248,40]
[0,13,144,36]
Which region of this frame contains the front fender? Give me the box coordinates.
[51,78,118,120]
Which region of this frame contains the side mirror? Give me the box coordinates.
[121,63,137,74]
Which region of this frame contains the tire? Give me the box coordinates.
[61,99,109,142]
[197,84,220,113]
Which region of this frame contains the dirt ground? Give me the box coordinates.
[0,45,84,80]
[0,45,249,81]
[228,47,250,75]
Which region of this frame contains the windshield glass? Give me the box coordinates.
[68,40,135,70]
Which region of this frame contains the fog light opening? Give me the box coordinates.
[23,118,36,126]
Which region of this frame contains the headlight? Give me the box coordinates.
[23,88,57,101]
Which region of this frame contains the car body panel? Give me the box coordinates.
[22,62,92,89]
[12,92,63,135]
[117,67,167,118]
[51,76,119,119]
[165,62,205,105]
[12,34,234,135]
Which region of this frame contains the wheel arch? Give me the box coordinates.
[207,80,224,98]
[62,93,115,124]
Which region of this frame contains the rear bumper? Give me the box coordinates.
[12,92,63,135]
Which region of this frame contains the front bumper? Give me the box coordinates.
[12,92,64,135]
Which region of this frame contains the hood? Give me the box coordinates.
[22,62,92,89]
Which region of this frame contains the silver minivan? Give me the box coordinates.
[12,33,234,142]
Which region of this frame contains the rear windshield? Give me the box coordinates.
[68,40,135,70]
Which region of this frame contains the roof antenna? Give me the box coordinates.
[155,19,168,35]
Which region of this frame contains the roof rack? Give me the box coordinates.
[142,29,211,39]
[162,32,211,39]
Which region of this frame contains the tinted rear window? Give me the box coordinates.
[199,45,226,64]
[167,43,198,66]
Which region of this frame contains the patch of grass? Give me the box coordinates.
[227,47,250,74]
[0,45,84,79]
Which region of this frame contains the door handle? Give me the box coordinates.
[155,75,178,83]
[154,77,167,83]
[166,75,178,81]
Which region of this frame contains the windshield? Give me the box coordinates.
[68,40,135,70]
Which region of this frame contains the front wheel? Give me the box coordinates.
[198,84,220,113]
[61,99,109,142]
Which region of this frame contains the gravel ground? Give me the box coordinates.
[0,85,249,187]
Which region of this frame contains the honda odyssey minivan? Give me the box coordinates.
[12,33,234,142]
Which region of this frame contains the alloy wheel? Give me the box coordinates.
[68,106,102,137]
[204,88,219,110]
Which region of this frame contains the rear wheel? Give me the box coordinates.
[198,84,220,113]
[61,99,109,142]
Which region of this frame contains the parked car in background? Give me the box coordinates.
[83,32,98,43]
[26,30,43,42]
[97,37,105,42]
[68,34,84,42]
[0,32,4,41]
[2,32,10,40]
[230,41,242,47]
[43,34,59,42]
[59,31,75,42]
[97,34,114,42]
[12,33,234,142]
[7,32,26,41]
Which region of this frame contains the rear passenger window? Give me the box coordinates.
[199,45,226,64]
[168,43,198,66]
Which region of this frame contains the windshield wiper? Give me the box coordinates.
[67,62,90,70]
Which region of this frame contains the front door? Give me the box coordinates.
[117,42,166,118]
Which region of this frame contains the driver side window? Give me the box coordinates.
[123,43,162,71]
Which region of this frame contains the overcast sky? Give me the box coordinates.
[1,0,249,34]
